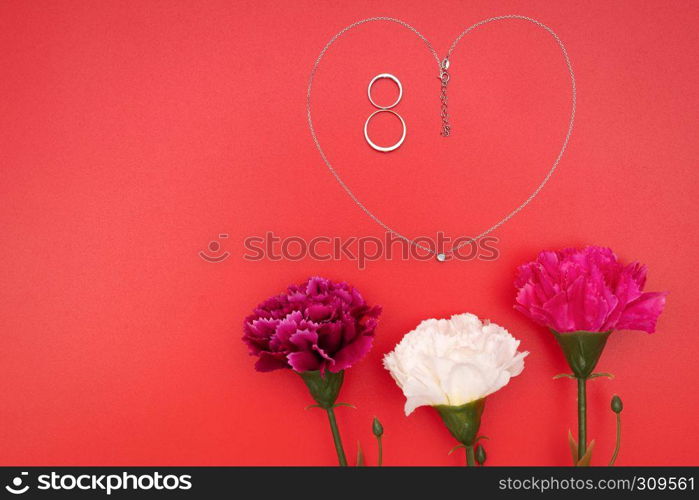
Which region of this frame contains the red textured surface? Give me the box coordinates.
[1,0,697,466]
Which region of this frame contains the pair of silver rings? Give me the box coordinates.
[364,73,406,152]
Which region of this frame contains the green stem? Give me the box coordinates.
[377,436,383,466]
[325,407,347,466]
[577,377,587,460]
[465,445,475,466]
[609,412,621,466]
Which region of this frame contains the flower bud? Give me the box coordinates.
[372,417,384,437]
[611,395,623,414]
[475,444,487,465]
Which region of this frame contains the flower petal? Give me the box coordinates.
[287,351,321,372]
[255,351,289,372]
[616,291,667,333]
[331,334,374,372]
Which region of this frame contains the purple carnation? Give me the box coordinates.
[243,277,381,373]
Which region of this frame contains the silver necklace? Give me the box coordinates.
[306,15,577,262]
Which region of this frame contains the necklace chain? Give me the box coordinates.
[439,58,451,137]
[306,15,577,258]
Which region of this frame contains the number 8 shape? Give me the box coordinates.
[364,73,407,152]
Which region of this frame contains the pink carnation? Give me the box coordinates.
[514,246,666,333]
[243,277,381,373]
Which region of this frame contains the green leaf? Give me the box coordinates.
[356,441,364,466]
[568,429,578,465]
[589,372,615,380]
[553,373,576,380]
[576,439,595,466]
[448,444,465,455]
[333,402,357,409]
[304,404,322,410]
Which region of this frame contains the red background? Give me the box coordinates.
[1,0,698,466]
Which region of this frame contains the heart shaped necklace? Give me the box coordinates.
[306,15,577,262]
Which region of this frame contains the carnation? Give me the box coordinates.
[243,276,381,373]
[383,313,528,416]
[514,246,667,333]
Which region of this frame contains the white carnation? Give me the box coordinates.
[383,313,528,415]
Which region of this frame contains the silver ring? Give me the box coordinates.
[364,109,406,152]
[367,73,403,109]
